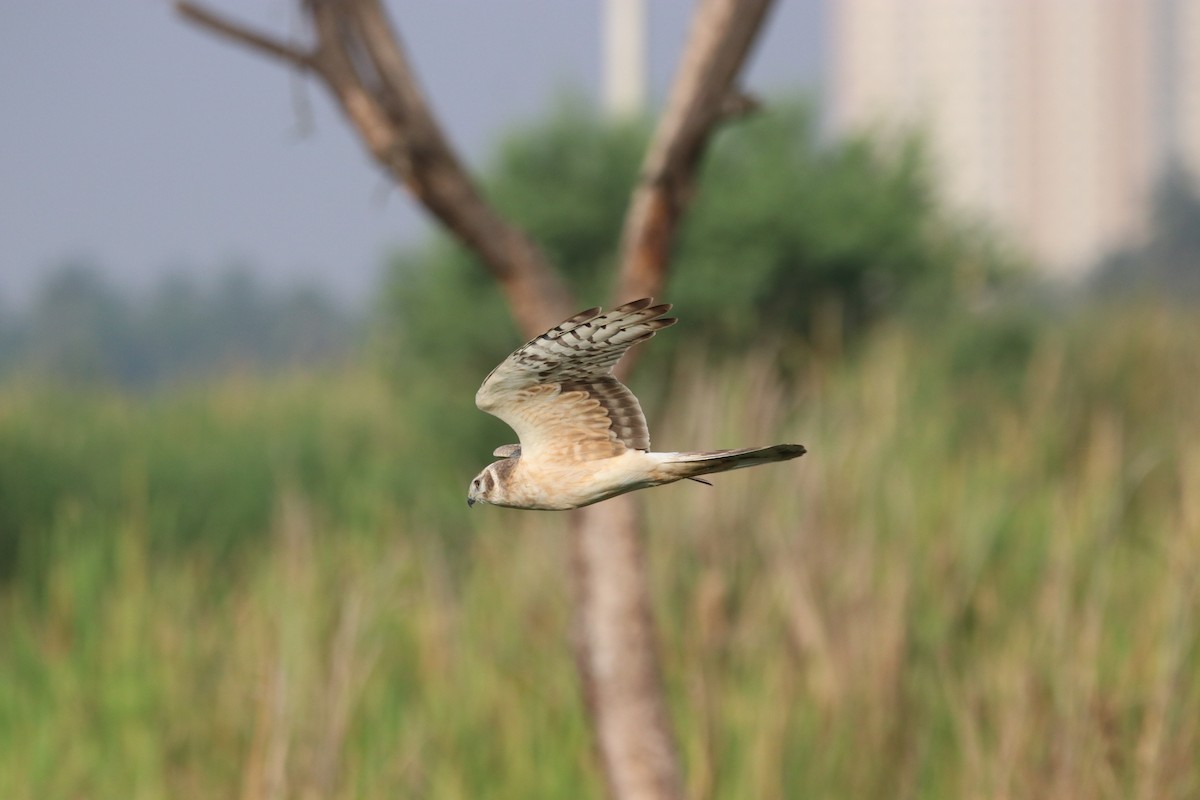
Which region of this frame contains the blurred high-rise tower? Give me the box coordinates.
[831,0,1200,277]
[603,0,647,119]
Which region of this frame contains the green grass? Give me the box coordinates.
[1,307,1198,798]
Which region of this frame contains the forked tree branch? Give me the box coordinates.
[176,2,316,70]
[614,0,776,344]
[176,2,777,798]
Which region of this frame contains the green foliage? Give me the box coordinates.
[374,244,522,491]
[377,95,1021,375]
[487,97,649,292]
[2,308,1199,797]
[673,105,1021,346]
[0,374,417,584]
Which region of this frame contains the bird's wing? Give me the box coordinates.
[475,298,675,463]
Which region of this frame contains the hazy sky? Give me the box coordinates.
[0,1,823,308]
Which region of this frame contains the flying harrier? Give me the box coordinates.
[467,298,806,510]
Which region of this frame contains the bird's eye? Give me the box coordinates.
[473,479,481,489]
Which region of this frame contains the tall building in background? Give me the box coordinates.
[830,0,1200,277]
[602,0,647,119]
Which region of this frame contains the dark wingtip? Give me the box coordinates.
[564,306,602,325]
[614,297,654,312]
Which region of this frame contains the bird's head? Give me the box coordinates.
[467,455,520,508]
[466,463,500,508]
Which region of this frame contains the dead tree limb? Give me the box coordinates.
[176,1,776,797]
[176,0,572,335]
[176,3,315,69]
[614,0,775,322]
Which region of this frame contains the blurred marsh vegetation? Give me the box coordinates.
[2,98,1200,798]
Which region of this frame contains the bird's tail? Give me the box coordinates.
[654,444,806,481]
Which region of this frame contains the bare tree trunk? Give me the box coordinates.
[175,1,776,796]
[572,497,681,800]
[571,4,777,798]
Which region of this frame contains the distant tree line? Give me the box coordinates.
[8,100,1191,392]
[1093,163,1200,298]
[0,263,360,387]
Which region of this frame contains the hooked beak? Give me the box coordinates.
[467,497,476,508]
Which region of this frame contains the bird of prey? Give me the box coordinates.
[467,298,806,510]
